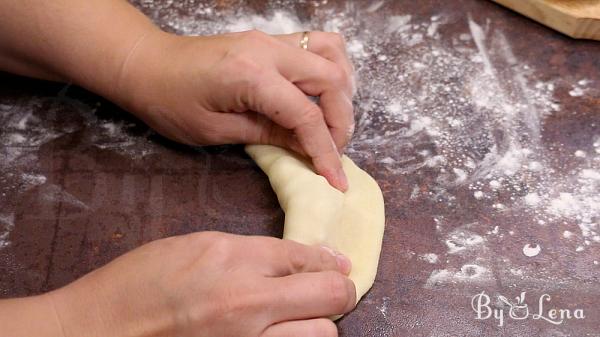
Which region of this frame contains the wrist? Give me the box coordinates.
[0,295,65,337]
[46,286,109,337]
[107,31,207,144]
[108,30,181,117]
[48,273,176,337]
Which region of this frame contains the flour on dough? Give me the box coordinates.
[245,145,385,308]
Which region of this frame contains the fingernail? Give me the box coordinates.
[321,246,352,275]
[337,167,349,192]
[335,253,352,275]
[347,123,356,139]
[321,245,337,257]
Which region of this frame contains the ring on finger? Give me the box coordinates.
[299,31,310,50]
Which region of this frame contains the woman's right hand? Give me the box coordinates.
[48,232,356,337]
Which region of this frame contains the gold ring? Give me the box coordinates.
[299,31,310,50]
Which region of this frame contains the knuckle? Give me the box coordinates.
[210,275,269,320]
[221,53,265,81]
[186,231,218,245]
[213,286,251,320]
[331,129,350,150]
[219,53,270,106]
[186,116,224,145]
[297,104,323,126]
[286,244,308,272]
[204,233,237,259]
[327,32,346,48]
[329,65,350,88]
[244,29,270,43]
[191,133,219,145]
[197,231,226,242]
[257,119,276,144]
[324,272,352,312]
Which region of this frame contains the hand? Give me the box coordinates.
[0,1,354,191]
[114,30,355,191]
[48,232,356,337]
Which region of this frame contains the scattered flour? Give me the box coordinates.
[419,253,439,264]
[1,87,158,249]
[225,11,306,34]
[568,79,591,97]
[1,1,596,295]
[386,15,412,34]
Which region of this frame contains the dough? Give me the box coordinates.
[245,145,385,307]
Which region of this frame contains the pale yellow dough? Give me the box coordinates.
[245,145,385,304]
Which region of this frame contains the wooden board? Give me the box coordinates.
[492,0,600,40]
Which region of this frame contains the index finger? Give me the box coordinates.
[246,70,349,191]
[266,271,357,322]
[245,236,351,277]
[271,33,356,151]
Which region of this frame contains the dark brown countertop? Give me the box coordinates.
[1,1,599,336]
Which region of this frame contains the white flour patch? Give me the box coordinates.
[568,80,590,97]
[21,173,47,188]
[524,193,541,206]
[39,185,90,210]
[377,296,390,318]
[1,94,158,203]
[0,214,15,249]
[444,228,485,254]
[522,244,541,257]
[487,226,499,235]
[387,15,412,34]
[366,1,386,13]
[419,253,439,264]
[225,10,306,34]
[468,16,493,75]
[425,264,492,288]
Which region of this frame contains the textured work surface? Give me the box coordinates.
[1,1,599,336]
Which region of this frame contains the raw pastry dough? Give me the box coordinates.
[245,145,385,305]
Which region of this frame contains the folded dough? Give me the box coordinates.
[245,145,385,307]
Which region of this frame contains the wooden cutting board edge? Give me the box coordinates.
[491,0,600,40]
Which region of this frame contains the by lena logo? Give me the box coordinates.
[471,291,585,327]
